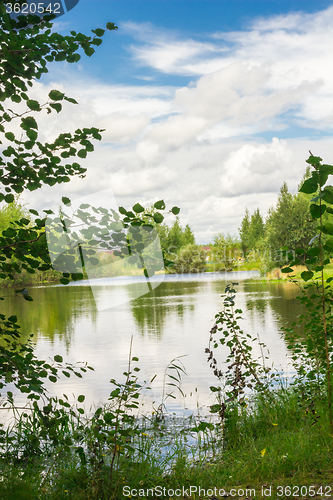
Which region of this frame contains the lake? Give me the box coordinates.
[2,271,303,415]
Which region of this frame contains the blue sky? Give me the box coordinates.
[21,0,333,242]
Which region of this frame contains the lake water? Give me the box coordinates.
[2,271,303,415]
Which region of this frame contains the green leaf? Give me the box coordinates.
[301,271,314,281]
[323,239,333,251]
[106,22,118,30]
[77,395,85,403]
[64,96,78,104]
[299,177,318,194]
[92,38,103,47]
[29,209,39,216]
[60,278,70,285]
[153,213,164,224]
[319,223,333,235]
[322,186,333,204]
[19,218,30,226]
[132,203,144,213]
[26,128,38,141]
[310,203,326,219]
[77,149,87,158]
[48,90,65,101]
[305,257,316,266]
[62,197,71,206]
[307,247,320,257]
[92,28,105,37]
[54,355,63,363]
[11,94,21,103]
[154,200,165,210]
[27,100,41,111]
[4,194,14,203]
[5,132,15,141]
[320,164,333,175]
[171,206,180,215]
[21,116,38,130]
[319,171,329,187]
[3,227,16,237]
[50,102,62,113]
[84,46,95,57]
[71,273,83,281]
[281,267,294,273]
[306,155,322,166]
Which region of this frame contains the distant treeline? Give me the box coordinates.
[238,168,318,271]
[0,167,321,287]
[206,167,322,274]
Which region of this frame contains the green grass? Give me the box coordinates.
[263,263,333,283]
[206,260,262,273]
[1,385,333,499]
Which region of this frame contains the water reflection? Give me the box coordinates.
[1,285,97,352]
[131,281,201,337]
[1,273,305,412]
[243,281,302,333]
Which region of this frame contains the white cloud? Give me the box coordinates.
[122,21,225,75]
[97,113,150,144]
[126,7,333,131]
[219,138,293,196]
[8,78,175,146]
[14,8,333,243]
[21,135,333,243]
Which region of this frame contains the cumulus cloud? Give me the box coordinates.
[15,7,333,242]
[219,138,293,196]
[97,113,150,144]
[15,78,175,145]
[127,7,333,130]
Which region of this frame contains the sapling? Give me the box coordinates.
[281,153,333,433]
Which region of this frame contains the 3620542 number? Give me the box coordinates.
[5,3,61,15]
[277,485,332,497]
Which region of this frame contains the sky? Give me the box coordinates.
[18,0,333,243]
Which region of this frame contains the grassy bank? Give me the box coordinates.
[265,263,333,282]
[0,382,333,500]
[0,256,263,289]
[0,252,163,288]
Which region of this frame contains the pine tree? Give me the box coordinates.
[183,224,195,245]
[265,182,316,256]
[167,217,184,251]
[239,208,251,256]
[249,208,265,249]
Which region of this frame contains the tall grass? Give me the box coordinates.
[1,381,333,499]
